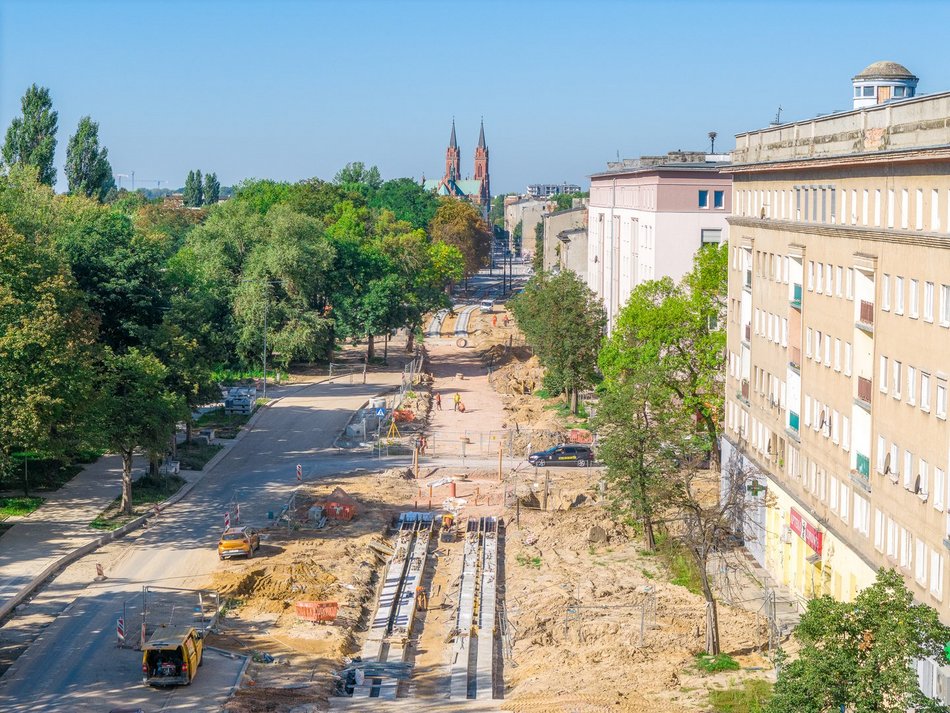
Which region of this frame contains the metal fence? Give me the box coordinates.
[143,585,220,641]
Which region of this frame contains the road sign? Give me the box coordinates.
[236,503,241,522]
[375,407,386,417]
[116,617,125,644]
[296,464,303,481]
[224,511,230,529]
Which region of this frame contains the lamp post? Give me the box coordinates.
[243,278,284,401]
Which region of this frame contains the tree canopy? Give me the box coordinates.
[65,116,115,201]
[2,84,58,186]
[768,568,950,713]
[510,270,605,412]
[429,198,491,276]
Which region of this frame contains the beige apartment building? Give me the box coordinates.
[722,61,950,676]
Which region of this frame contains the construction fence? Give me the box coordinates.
[116,585,220,650]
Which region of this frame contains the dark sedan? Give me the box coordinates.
[528,444,594,467]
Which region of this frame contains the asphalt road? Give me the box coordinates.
[0,371,408,712]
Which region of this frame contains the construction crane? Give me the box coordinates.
[114,171,165,190]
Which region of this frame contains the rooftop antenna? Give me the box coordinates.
[708,131,718,154]
[616,149,620,161]
[770,106,783,126]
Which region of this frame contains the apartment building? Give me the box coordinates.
[527,182,582,198]
[540,205,587,274]
[722,62,950,659]
[587,151,732,327]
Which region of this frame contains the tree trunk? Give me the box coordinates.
[406,328,415,353]
[698,560,721,654]
[149,452,158,477]
[367,334,375,361]
[701,412,721,470]
[570,388,578,415]
[185,419,192,445]
[384,332,389,362]
[643,516,656,552]
[121,450,134,516]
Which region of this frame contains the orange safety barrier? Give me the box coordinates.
[567,428,594,444]
[295,600,339,622]
[393,409,415,422]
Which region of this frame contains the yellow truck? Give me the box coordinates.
[141,626,203,687]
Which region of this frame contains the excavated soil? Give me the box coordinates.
[206,472,416,713]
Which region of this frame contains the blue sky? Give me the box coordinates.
[3,0,950,194]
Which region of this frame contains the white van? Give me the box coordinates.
[479,299,494,313]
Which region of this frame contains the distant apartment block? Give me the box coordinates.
[504,196,554,255]
[722,64,950,696]
[587,150,732,327]
[526,183,582,198]
[541,205,588,277]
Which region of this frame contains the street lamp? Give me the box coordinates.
[243,278,284,401]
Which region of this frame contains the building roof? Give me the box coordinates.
[557,227,587,242]
[422,177,483,197]
[477,119,486,149]
[590,160,730,179]
[853,61,917,81]
[449,119,457,149]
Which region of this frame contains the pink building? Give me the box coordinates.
[587,151,733,327]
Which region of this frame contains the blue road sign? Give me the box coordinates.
[375,407,386,417]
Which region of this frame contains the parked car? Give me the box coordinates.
[479,298,494,313]
[527,444,594,467]
[217,526,260,559]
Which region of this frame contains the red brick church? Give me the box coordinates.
[423,119,491,220]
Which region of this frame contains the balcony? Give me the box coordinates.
[790,283,802,309]
[788,411,799,433]
[743,324,751,342]
[857,376,872,406]
[855,452,870,477]
[744,271,752,289]
[857,300,874,331]
[738,379,750,404]
[788,345,801,370]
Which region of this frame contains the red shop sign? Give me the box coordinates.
[790,508,823,555]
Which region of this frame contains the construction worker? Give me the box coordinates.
[491,314,498,328]
[453,392,461,411]
[434,392,442,410]
[415,585,428,611]
[419,435,427,455]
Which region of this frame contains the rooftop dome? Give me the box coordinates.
[853,61,918,81]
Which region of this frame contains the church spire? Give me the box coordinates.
[477,118,486,149]
[449,118,458,149]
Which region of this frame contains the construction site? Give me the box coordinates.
[211,308,776,713]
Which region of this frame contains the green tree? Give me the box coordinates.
[533,220,544,272]
[370,177,439,230]
[65,116,115,201]
[600,244,728,466]
[183,170,198,207]
[593,365,686,551]
[768,569,950,713]
[512,220,523,254]
[232,178,293,214]
[510,270,605,412]
[203,172,220,205]
[0,217,99,491]
[99,348,186,514]
[194,169,203,207]
[334,162,382,191]
[490,193,512,228]
[429,198,491,277]
[2,84,58,186]
[56,201,169,352]
[550,191,588,212]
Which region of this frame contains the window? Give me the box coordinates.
[882,274,890,311]
[892,360,902,399]
[921,459,929,497]
[901,189,909,229]
[807,261,814,290]
[700,229,722,245]
[874,189,882,226]
[839,481,849,522]
[916,189,924,230]
[698,190,709,208]
[901,527,912,568]
[854,493,870,537]
[937,380,947,419]
[904,450,914,490]
[844,342,852,376]
[862,85,875,97]
[876,435,886,473]
[933,189,941,231]
[930,549,944,600]
[862,190,869,225]
[824,336,831,367]
[816,263,823,294]
[916,539,927,584]
[887,518,898,559]
[836,266,843,297]
[895,276,904,315]
[874,509,884,551]
[825,263,833,294]
[879,355,888,393]
[940,285,950,325]
[832,410,840,444]
[894,86,907,98]
[834,338,841,372]
[830,476,839,510]
[909,279,919,318]
[888,189,895,228]
[842,415,850,452]
[936,468,946,512]
[714,190,724,209]
[907,366,916,405]
[846,268,854,299]
[921,372,931,411]
[924,281,935,322]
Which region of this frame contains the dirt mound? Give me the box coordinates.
[210,560,338,616]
